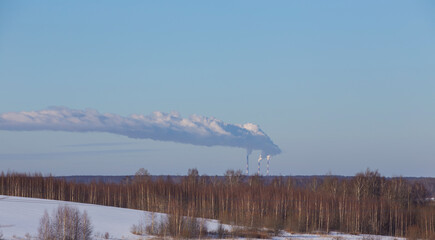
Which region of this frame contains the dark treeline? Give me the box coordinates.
[1,169,434,239]
[58,175,435,198]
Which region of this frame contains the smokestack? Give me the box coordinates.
[266,155,271,176]
[246,154,249,175]
[257,154,263,175]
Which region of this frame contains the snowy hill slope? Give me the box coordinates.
[0,195,404,240]
[0,195,168,239]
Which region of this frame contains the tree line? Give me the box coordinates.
[0,169,434,239]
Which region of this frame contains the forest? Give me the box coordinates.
[1,169,434,239]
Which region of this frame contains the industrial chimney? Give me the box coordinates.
[246,154,249,175]
[257,154,263,175]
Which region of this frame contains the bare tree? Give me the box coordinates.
[80,211,92,240]
[134,168,150,182]
[38,210,53,240]
[38,205,93,240]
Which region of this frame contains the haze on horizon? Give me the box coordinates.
[0,1,434,177]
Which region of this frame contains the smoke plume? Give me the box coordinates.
[0,107,281,156]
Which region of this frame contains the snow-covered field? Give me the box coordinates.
[0,195,404,240]
[0,195,169,239]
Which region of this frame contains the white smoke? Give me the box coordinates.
[0,107,281,156]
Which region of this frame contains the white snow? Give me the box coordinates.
[0,195,405,240]
[276,232,405,240]
[0,195,229,239]
[0,195,154,239]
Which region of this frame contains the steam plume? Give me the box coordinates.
[0,107,281,156]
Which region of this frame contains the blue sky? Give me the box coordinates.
[0,1,434,176]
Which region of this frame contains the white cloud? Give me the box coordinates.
[0,107,281,156]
